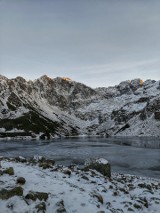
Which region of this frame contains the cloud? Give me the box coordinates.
[0,0,160,87]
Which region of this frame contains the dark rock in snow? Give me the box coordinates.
[0,187,23,200]
[93,193,103,204]
[56,200,67,213]
[84,158,111,178]
[63,169,71,176]
[35,202,46,212]
[17,177,26,185]
[3,167,14,176]
[25,191,48,201]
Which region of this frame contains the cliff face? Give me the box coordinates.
[0,75,160,138]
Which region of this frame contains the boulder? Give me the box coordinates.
[17,177,26,185]
[3,167,14,175]
[35,202,46,212]
[25,191,48,201]
[15,156,27,163]
[0,187,23,200]
[84,158,111,178]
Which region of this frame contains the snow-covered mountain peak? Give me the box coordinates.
[0,75,8,81]
[0,75,160,138]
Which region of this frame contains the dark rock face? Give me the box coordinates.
[33,76,97,110]
[117,80,132,95]
[7,92,22,108]
[147,98,160,113]
[136,97,149,103]
[130,79,143,91]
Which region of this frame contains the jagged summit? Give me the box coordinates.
[0,75,160,138]
[0,75,8,80]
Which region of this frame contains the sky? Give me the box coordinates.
[0,0,160,88]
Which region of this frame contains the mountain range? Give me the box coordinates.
[0,75,160,139]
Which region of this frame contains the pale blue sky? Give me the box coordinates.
[0,0,160,87]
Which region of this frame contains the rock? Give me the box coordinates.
[63,169,71,176]
[84,158,111,178]
[32,155,45,162]
[155,111,160,120]
[17,177,26,185]
[35,202,46,212]
[119,187,129,194]
[35,157,55,169]
[113,191,119,196]
[34,192,48,201]
[81,175,89,181]
[117,80,132,95]
[56,200,67,213]
[130,79,143,91]
[0,187,23,200]
[133,203,142,209]
[93,193,103,204]
[3,167,14,175]
[25,191,48,201]
[138,183,152,191]
[40,133,50,140]
[15,156,27,163]
[25,192,36,201]
[39,162,53,169]
[41,157,55,164]
[127,207,134,211]
[138,197,148,208]
[109,185,113,189]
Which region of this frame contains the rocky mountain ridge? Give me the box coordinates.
[0,75,160,138]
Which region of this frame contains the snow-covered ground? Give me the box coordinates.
[0,158,160,213]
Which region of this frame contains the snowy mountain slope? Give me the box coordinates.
[0,75,160,138]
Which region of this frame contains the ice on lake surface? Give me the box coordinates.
[0,136,160,178]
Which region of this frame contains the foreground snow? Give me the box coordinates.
[0,158,160,213]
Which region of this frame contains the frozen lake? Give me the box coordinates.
[0,136,160,178]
